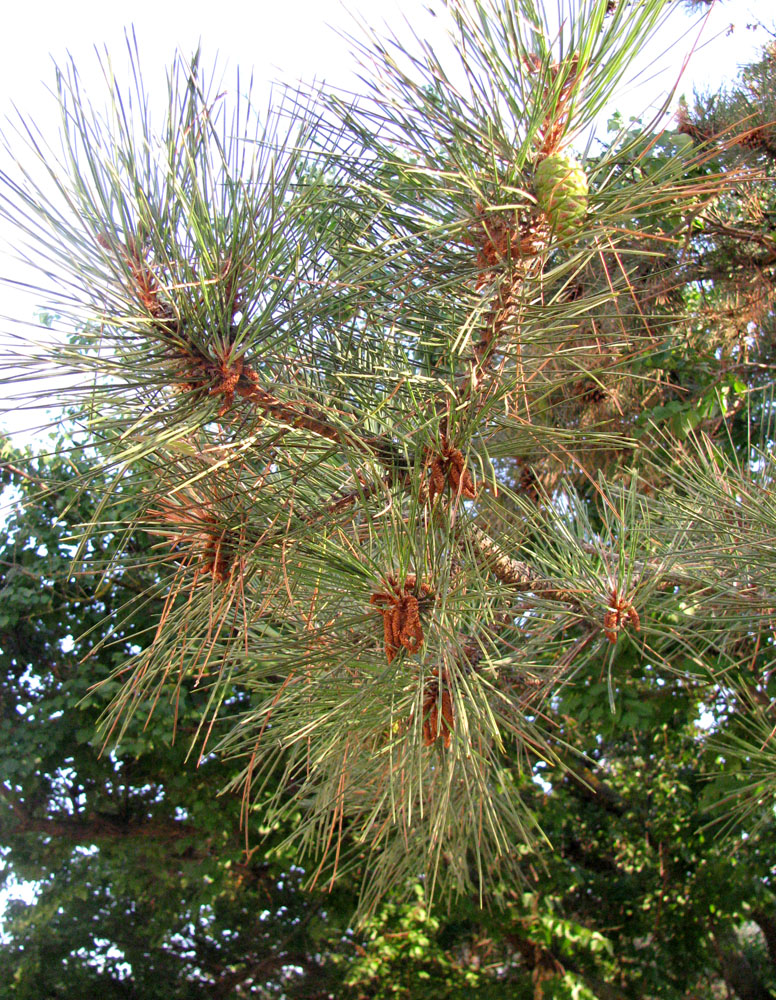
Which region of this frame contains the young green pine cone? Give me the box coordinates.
[534,152,588,238]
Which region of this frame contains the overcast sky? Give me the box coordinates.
[0,0,767,107]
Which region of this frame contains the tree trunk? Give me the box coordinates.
[716,935,776,1000]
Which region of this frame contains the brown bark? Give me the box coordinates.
[752,909,776,970]
[714,930,776,1000]
[505,928,623,1000]
[0,782,195,843]
[561,761,625,815]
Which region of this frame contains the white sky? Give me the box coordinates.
[0,0,770,440]
[0,0,766,119]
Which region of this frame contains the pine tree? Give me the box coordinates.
[2,0,775,921]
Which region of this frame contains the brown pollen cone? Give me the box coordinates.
[422,674,454,748]
[425,437,477,504]
[371,574,433,664]
[603,588,641,643]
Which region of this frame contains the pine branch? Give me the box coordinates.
[4,0,771,917]
[463,521,537,587]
